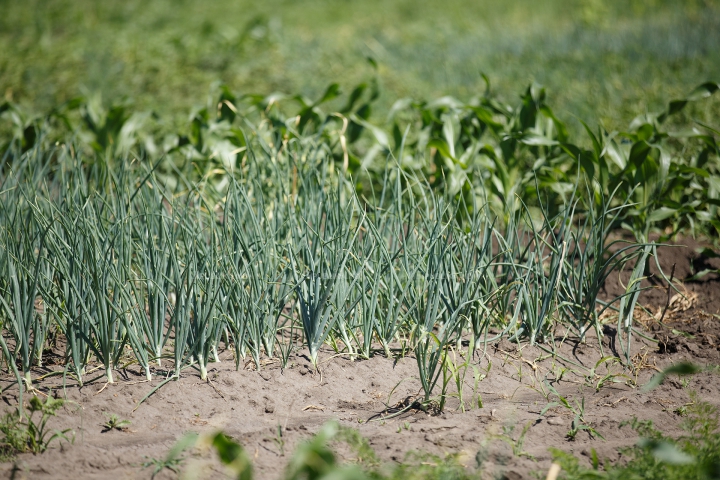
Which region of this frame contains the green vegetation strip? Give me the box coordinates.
[0,79,718,408]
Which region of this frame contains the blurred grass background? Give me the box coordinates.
[1,0,719,133]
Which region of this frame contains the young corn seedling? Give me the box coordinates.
[415,325,461,410]
[438,341,477,413]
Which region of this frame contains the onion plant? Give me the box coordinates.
[172,197,223,380]
[511,191,573,345]
[43,186,95,386]
[617,245,651,366]
[168,240,195,379]
[0,203,51,387]
[289,177,363,367]
[352,238,381,359]
[560,184,650,345]
[440,200,496,349]
[132,181,175,367]
[222,179,291,369]
[364,168,422,357]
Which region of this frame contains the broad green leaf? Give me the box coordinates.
[428,138,456,161]
[647,207,677,223]
[519,133,558,146]
[643,362,701,391]
[315,83,341,106]
[637,439,695,465]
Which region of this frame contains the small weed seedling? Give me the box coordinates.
[142,432,198,479]
[490,422,535,460]
[273,425,285,456]
[102,413,131,432]
[142,454,185,479]
[395,421,411,433]
[540,381,604,440]
[0,395,74,456]
[585,356,631,392]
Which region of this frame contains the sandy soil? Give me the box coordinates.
[1,236,719,480]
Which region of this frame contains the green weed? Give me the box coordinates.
[0,395,74,457]
[102,413,131,432]
[550,393,720,479]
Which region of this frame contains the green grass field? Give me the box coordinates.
[2,0,719,133]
